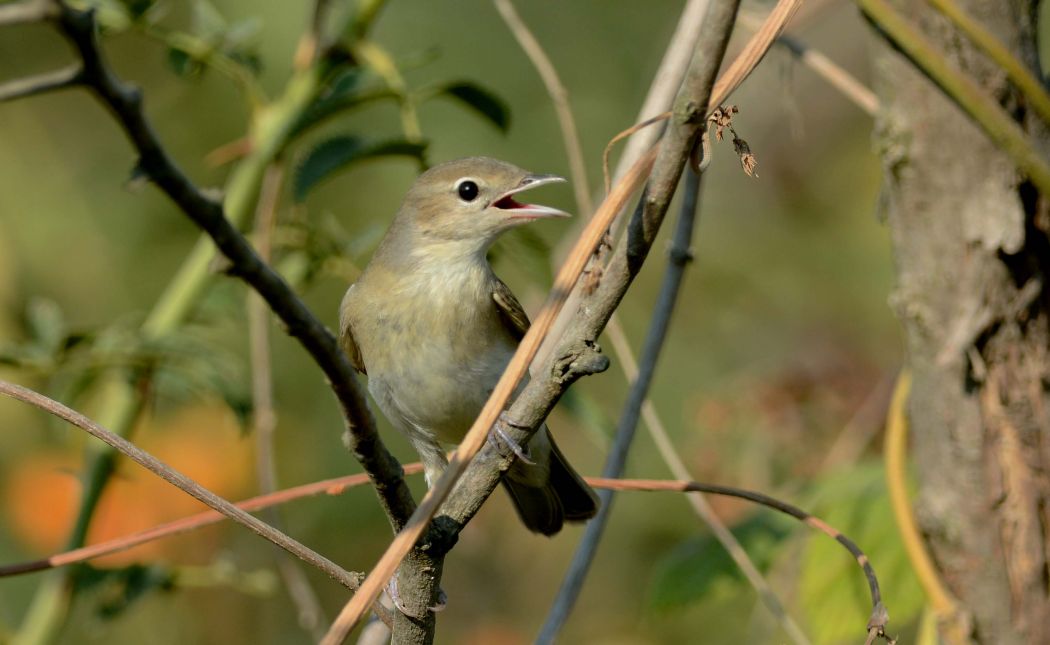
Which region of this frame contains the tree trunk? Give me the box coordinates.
[872,1,1050,643]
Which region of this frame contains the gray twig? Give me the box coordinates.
[538,164,704,643]
[0,65,81,102]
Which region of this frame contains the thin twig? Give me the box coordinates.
[857,0,1050,195]
[499,10,797,637]
[740,9,880,116]
[609,0,713,187]
[0,459,885,631]
[925,0,1050,126]
[538,168,727,644]
[493,0,592,215]
[0,65,81,103]
[0,466,421,578]
[320,0,802,638]
[248,163,328,640]
[0,380,363,592]
[602,317,812,645]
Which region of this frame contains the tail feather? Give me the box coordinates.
[501,429,599,536]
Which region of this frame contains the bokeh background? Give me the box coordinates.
[0,1,919,643]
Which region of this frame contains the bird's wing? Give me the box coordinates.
[338,285,367,374]
[492,277,531,341]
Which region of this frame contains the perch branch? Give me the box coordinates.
[322,0,810,640]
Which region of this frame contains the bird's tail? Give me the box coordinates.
[501,428,599,536]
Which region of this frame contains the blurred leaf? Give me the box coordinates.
[293,136,427,202]
[75,563,174,620]
[428,81,510,133]
[291,69,398,138]
[25,297,66,354]
[191,0,227,41]
[167,46,204,78]
[647,513,793,611]
[797,462,925,644]
[120,0,155,20]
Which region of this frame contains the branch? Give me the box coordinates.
[321,0,788,641]
[0,0,51,25]
[0,65,81,103]
[247,163,328,640]
[925,0,1050,126]
[0,380,363,593]
[493,0,592,215]
[0,465,423,578]
[538,164,708,644]
[857,0,1050,195]
[42,0,416,529]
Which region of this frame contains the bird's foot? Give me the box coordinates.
[490,413,535,465]
[385,577,448,618]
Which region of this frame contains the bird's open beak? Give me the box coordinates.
[491,174,571,220]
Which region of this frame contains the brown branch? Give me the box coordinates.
[321,0,803,641]
[0,65,81,102]
[0,465,423,578]
[0,380,364,593]
[34,0,416,530]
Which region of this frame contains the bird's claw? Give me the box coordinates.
[490,413,535,465]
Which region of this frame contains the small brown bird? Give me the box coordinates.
[339,156,599,535]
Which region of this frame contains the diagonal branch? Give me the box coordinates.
[39,0,416,529]
[0,380,364,594]
[537,165,711,644]
[0,65,81,102]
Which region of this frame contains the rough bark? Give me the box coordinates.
[872,1,1050,643]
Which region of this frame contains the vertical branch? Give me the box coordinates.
[248,163,328,641]
[492,0,593,216]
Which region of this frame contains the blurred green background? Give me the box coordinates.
[0,1,918,643]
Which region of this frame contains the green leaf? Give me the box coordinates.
[430,81,511,133]
[796,462,926,643]
[293,136,427,202]
[166,46,203,79]
[291,69,398,139]
[25,297,66,354]
[120,0,155,20]
[647,514,793,611]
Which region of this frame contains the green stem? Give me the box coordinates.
[857,0,1050,195]
[14,58,324,645]
[925,0,1050,127]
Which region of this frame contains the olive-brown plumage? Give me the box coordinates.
[339,157,598,535]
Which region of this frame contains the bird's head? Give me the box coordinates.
[399,157,569,251]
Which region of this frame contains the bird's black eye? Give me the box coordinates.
[457,180,479,202]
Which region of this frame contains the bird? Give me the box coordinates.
[339,156,599,535]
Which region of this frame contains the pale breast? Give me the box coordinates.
[345,261,516,444]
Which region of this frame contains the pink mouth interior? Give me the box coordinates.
[493,195,525,210]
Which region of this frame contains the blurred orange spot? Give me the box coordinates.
[2,403,254,567]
